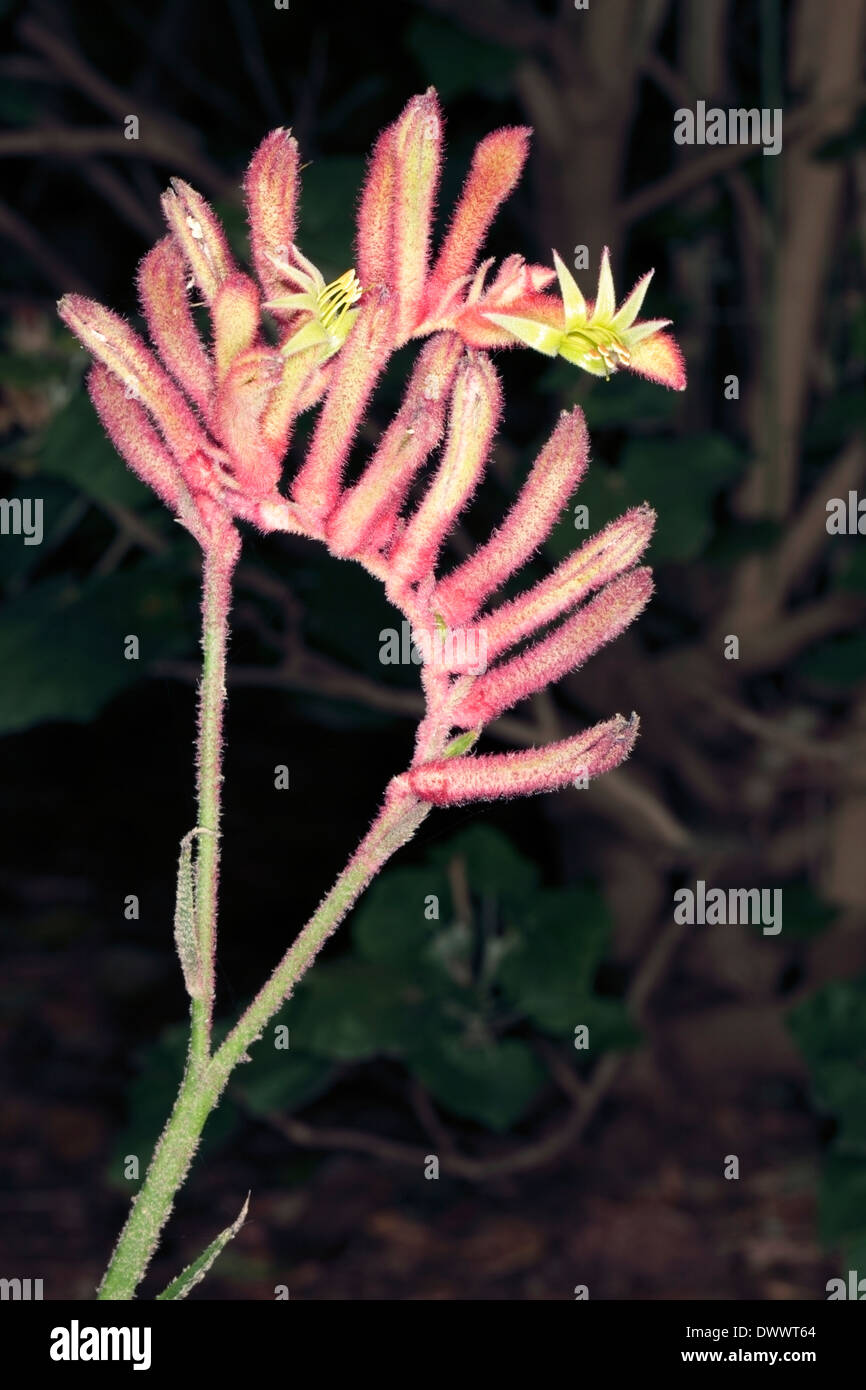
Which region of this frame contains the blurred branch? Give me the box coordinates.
[736,594,866,674]
[18,12,226,184]
[226,0,284,126]
[0,126,232,194]
[770,435,866,611]
[719,436,866,640]
[642,46,769,326]
[618,78,866,228]
[0,199,95,294]
[741,0,866,518]
[699,687,866,766]
[79,159,163,242]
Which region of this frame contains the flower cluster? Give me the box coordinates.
[58,89,684,808]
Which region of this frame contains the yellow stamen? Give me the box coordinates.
[316,269,363,332]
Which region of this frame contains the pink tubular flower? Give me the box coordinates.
[402,715,639,806]
[431,406,590,628]
[59,90,683,808]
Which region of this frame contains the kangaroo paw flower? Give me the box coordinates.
[485,247,686,390]
[452,568,653,729]
[61,89,684,810]
[408,714,639,805]
[244,128,300,304]
[161,178,235,304]
[433,406,589,626]
[138,238,213,419]
[424,126,531,316]
[387,350,501,593]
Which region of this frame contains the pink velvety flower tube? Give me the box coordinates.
[452,566,653,728]
[289,289,397,523]
[87,363,185,515]
[386,350,502,590]
[214,346,287,497]
[160,178,235,304]
[407,713,638,805]
[244,128,300,303]
[355,90,443,342]
[432,406,590,626]
[424,126,531,313]
[326,332,463,558]
[211,273,262,383]
[390,90,442,340]
[58,294,213,469]
[474,503,656,666]
[137,238,213,418]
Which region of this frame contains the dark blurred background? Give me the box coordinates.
[1,0,865,1301]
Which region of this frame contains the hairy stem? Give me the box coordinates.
[99,527,238,1300]
[190,530,237,1066]
[98,781,430,1300]
[97,538,460,1301]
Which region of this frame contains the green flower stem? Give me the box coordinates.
[98,782,430,1300]
[189,536,236,1070]
[97,1047,225,1301]
[97,540,463,1301]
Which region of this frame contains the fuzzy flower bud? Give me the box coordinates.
[387,351,501,591]
[244,128,300,303]
[161,178,234,303]
[137,238,213,419]
[452,568,653,728]
[433,406,590,626]
[408,714,638,805]
[477,504,656,666]
[326,332,463,557]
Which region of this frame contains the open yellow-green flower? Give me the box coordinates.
[265,247,363,361]
[485,248,685,390]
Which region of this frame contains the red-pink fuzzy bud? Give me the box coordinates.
[356,126,396,291]
[58,294,213,468]
[387,351,501,591]
[289,288,397,522]
[424,126,530,311]
[161,178,234,303]
[433,406,589,626]
[212,273,261,383]
[456,288,562,350]
[355,91,443,341]
[87,363,184,515]
[261,345,321,456]
[137,238,213,418]
[452,567,653,728]
[244,128,300,302]
[326,332,463,557]
[408,713,638,805]
[478,504,656,665]
[392,90,442,339]
[214,347,285,496]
